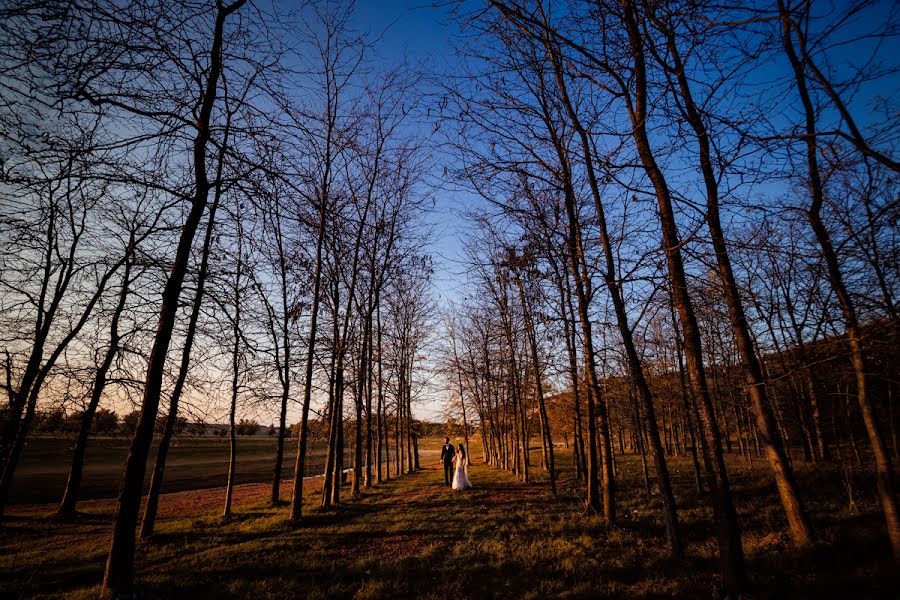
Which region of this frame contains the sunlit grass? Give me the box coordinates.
[1,437,897,598]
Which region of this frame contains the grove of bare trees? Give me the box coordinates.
[0,0,897,597]
[1,0,435,595]
[440,0,898,595]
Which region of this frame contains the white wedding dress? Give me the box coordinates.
[452,452,472,490]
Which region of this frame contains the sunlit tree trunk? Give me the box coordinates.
[513,273,555,496]
[612,1,744,589]
[780,0,899,557]
[646,6,812,544]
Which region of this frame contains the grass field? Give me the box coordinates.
[1,437,898,598]
[8,436,405,505]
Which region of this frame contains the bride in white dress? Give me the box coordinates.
[451,444,472,490]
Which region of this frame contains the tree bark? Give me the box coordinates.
[543,30,677,549]
[649,7,813,543]
[140,123,229,537]
[513,274,556,496]
[289,192,327,520]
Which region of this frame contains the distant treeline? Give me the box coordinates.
[544,318,898,465]
[6,409,467,442]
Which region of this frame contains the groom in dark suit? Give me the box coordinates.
[440,437,454,486]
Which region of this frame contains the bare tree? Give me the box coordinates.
[778,0,899,558]
[97,1,248,593]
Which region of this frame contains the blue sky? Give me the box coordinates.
[354,1,454,63]
[352,1,477,308]
[350,1,476,420]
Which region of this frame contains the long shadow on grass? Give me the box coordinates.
[2,562,103,598]
[744,510,898,599]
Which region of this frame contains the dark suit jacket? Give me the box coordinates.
[440,444,454,466]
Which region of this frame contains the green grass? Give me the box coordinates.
[1,437,897,598]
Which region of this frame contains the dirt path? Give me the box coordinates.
[6,478,303,520]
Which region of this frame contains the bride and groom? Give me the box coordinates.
[440,437,472,490]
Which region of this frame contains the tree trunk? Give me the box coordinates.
[57,239,134,519]
[377,319,386,482]
[514,274,555,495]
[332,365,345,504]
[224,207,245,520]
[100,4,244,594]
[673,311,706,496]
[352,316,368,497]
[0,238,133,521]
[653,9,813,544]
[223,326,239,520]
[0,200,62,472]
[560,195,606,518]
[289,195,328,521]
[618,1,744,589]
[365,308,375,487]
[271,329,290,505]
[141,146,227,537]
[781,0,899,557]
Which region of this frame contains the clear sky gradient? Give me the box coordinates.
[354,0,472,300]
[351,1,475,421]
